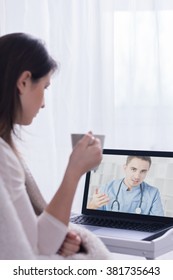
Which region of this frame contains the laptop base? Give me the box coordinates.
[79,224,173,259]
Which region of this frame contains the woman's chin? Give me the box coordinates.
[15,118,33,126]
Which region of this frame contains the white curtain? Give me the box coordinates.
[1,0,173,208]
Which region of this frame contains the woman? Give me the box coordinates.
[0,33,111,259]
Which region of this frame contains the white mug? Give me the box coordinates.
[71,133,105,171]
[71,133,105,149]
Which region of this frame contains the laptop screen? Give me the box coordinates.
[82,149,173,224]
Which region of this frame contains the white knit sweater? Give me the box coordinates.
[0,137,112,260]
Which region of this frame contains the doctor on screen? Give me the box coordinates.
[87,156,164,216]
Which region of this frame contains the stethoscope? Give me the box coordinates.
[110,178,143,214]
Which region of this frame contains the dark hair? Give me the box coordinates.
[126,156,152,167]
[0,32,57,146]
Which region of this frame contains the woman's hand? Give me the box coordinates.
[46,132,102,226]
[58,230,82,257]
[68,132,102,179]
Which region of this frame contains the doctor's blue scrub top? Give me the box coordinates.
[99,179,164,216]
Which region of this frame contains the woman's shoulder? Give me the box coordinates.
[0,137,20,164]
[0,137,25,183]
[0,137,13,154]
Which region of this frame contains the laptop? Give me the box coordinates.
[71,149,173,242]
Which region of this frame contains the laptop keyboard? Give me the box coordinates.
[70,215,167,232]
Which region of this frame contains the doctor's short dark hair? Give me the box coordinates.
[126,156,152,167]
[0,32,57,145]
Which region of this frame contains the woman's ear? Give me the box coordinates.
[17,71,32,94]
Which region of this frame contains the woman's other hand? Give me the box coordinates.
[58,230,82,257]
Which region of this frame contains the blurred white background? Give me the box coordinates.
[1,0,173,208]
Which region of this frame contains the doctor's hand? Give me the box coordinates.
[68,132,102,180]
[58,230,82,257]
[87,188,110,209]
